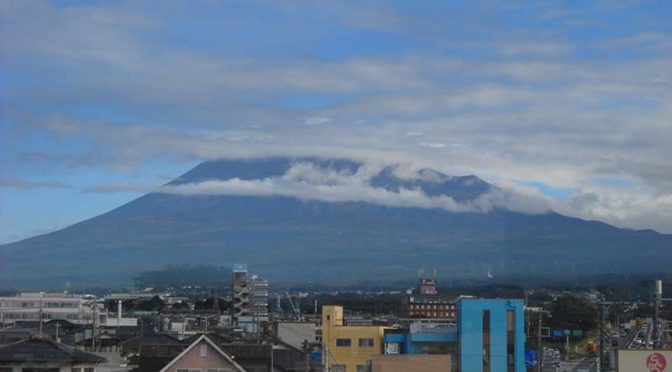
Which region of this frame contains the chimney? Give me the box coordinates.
[118,300,122,326]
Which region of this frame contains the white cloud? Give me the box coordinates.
[419,142,446,149]
[304,117,331,126]
[156,161,550,215]
[2,0,672,235]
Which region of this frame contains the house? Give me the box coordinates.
[0,337,106,372]
[159,334,245,372]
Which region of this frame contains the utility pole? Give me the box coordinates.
[38,293,43,338]
[527,306,549,372]
[654,280,662,344]
[597,302,621,372]
[324,345,329,372]
[91,299,97,351]
[538,310,543,372]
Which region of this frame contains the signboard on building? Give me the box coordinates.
[617,349,672,372]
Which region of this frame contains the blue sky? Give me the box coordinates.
[1,0,672,242]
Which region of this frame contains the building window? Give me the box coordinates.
[359,338,374,347]
[507,309,515,372]
[483,310,491,372]
[336,338,351,347]
[83,369,94,372]
[331,365,346,372]
[356,364,370,372]
[71,369,81,372]
[200,344,208,357]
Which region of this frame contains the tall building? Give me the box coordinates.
[458,299,525,372]
[232,264,250,323]
[231,264,269,335]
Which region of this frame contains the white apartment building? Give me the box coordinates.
[0,292,96,325]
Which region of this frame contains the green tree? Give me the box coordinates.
[548,295,596,332]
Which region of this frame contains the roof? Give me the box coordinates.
[0,338,106,364]
[119,333,182,348]
[159,335,245,372]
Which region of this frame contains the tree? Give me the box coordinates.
[548,295,596,332]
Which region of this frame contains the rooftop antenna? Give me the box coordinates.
[213,286,220,315]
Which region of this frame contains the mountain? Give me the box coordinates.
[1,156,671,288]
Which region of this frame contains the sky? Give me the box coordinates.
[1,0,672,243]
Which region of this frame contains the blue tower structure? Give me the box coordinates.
[458,299,526,372]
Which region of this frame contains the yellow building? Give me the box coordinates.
[322,305,388,372]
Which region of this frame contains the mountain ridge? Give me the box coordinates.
[0,156,669,288]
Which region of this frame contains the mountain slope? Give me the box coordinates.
[1,157,670,288]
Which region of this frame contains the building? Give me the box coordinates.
[321,305,388,372]
[400,279,457,320]
[158,334,245,372]
[616,349,672,372]
[379,298,526,372]
[0,337,106,372]
[369,354,452,372]
[0,293,96,325]
[383,321,458,355]
[275,322,318,351]
[458,299,525,372]
[232,264,269,335]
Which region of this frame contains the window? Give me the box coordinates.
[336,338,351,347]
[358,338,374,347]
[84,369,94,372]
[483,310,491,372]
[200,344,208,357]
[331,365,346,372]
[71,369,81,372]
[356,364,370,372]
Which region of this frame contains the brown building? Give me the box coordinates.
[370,354,451,372]
[400,279,456,319]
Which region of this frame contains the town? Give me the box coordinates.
[0,265,670,372]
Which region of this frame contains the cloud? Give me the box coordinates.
[304,117,331,126]
[156,161,550,215]
[419,142,446,149]
[2,0,672,234]
[0,178,71,189]
[80,182,154,194]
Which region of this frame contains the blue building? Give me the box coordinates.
[384,322,458,354]
[383,298,525,372]
[459,299,526,372]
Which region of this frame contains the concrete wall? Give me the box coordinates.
[370,354,451,372]
[277,322,315,350]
